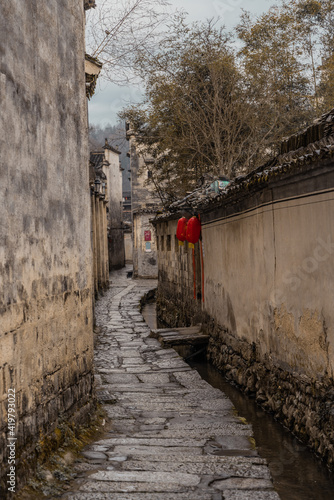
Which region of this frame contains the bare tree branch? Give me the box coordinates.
[85,0,176,85]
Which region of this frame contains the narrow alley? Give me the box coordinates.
[62,267,279,500]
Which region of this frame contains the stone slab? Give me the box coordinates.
[211,477,274,490]
[88,470,201,486]
[111,445,204,456]
[64,493,216,500]
[114,453,267,465]
[120,460,271,478]
[223,491,280,500]
[94,437,207,447]
[77,479,191,492]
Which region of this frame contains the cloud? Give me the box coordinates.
[88,81,144,127]
[88,0,272,126]
[169,0,271,27]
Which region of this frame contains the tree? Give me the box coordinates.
[317,0,334,110]
[120,16,263,203]
[118,2,334,204]
[236,5,314,153]
[236,0,334,152]
[85,0,173,85]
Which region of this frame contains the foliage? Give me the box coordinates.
[121,16,266,201]
[317,0,334,110]
[119,1,334,203]
[237,0,334,147]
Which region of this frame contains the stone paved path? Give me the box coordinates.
[63,267,280,500]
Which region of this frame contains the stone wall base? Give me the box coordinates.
[156,289,202,328]
[0,371,96,497]
[157,292,334,470]
[205,322,334,470]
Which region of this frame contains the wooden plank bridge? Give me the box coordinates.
[150,325,209,348]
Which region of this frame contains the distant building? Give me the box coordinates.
[89,156,109,295]
[123,191,132,223]
[90,140,125,271]
[122,191,133,264]
[126,123,161,278]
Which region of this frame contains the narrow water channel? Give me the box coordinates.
[190,361,334,500]
[141,302,334,500]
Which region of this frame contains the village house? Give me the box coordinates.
[153,108,334,469]
[89,156,109,296]
[85,53,103,100]
[126,123,161,278]
[90,139,125,275]
[0,0,99,492]
[122,190,133,264]
[104,140,125,270]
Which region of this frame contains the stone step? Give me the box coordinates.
[150,325,209,347]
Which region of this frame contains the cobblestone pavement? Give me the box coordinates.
[63,267,280,500]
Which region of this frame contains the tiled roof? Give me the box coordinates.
[103,139,121,155]
[90,152,104,170]
[281,108,334,154]
[133,206,161,216]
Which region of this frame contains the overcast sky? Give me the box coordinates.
[88,0,273,127]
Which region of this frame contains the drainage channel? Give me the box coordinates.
[141,302,334,500]
[189,360,334,500]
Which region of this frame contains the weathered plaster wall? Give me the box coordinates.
[104,147,125,270]
[202,164,334,380]
[133,212,158,279]
[124,232,133,263]
[0,0,94,488]
[129,138,158,212]
[155,159,334,467]
[128,135,160,278]
[155,220,202,326]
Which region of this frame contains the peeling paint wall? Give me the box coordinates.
[156,220,202,327]
[129,138,159,213]
[202,186,334,379]
[155,160,334,467]
[0,0,94,488]
[104,147,125,270]
[133,213,158,279]
[124,232,133,263]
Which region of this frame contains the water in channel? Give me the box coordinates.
[141,302,334,500]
